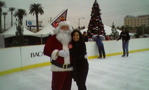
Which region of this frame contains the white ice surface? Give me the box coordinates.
[0,51,149,90]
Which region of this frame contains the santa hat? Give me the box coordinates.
[53,21,73,34]
[58,21,71,28]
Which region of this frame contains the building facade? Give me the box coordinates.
[124,15,149,27]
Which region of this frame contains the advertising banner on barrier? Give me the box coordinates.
[21,45,50,67]
[1,38,149,74]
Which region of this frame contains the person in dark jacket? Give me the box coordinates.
[83,31,88,42]
[93,34,106,58]
[70,30,89,90]
[117,27,130,57]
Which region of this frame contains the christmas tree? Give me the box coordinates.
[88,0,105,35]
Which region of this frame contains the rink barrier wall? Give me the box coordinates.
[0,38,149,76]
[88,48,149,59]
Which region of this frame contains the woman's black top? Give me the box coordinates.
[70,41,88,66]
[117,31,130,42]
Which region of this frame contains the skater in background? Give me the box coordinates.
[70,30,89,90]
[43,21,73,90]
[117,27,130,57]
[83,31,88,42]
[93,34,106,58]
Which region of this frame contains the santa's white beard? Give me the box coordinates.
[56,30,71,45]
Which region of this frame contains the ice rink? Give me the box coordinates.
[0,51,149,90]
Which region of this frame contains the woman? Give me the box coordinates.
[117,27,130,57]
[70,30,89,90]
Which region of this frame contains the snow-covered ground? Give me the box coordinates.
[0,51,149,90]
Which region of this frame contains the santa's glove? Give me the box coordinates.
[58,50,69,58]
[84,53,87,59]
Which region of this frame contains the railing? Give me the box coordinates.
[0,38,149,76]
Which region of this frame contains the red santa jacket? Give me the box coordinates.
[44,35,73,71]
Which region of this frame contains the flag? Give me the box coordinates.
[51,9,68,28]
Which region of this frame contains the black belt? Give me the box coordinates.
[51,60,72,69]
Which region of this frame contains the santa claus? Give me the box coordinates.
[43,21,73,90]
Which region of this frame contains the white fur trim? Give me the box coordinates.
[50,44,73,71]
[53,21,73,35]
[58,21,71,27]
[51,49,59,60]
[63,45,70,64]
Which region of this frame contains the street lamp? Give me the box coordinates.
[78,17,84,30]
[142,24,145,36]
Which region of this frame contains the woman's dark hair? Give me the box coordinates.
[71,30,84,43]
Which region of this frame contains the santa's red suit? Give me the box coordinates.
[43,21,73,90]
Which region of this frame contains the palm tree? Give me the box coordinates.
[14,9,27,46]
[29,3,44,31]
[2,12,7,31]
[0,1,6,33]
[14,9,27,26]
[9,7,15,27]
